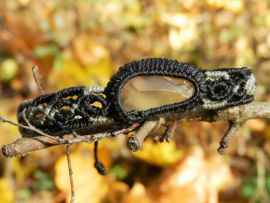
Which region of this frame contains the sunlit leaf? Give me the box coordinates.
[49,55,112,88]
[55,151,109,203]
[153,147,233,203]
[235,48,256,66]
[33,45,59,58]
[110,164,128,180]
[241,176,257,198]
[225,0,244,13]
[72,33,111,66]
[133,140,183,167]
[0,177,14,203]
[206,0,225,8]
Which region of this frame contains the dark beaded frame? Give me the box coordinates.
[105,58,208,125]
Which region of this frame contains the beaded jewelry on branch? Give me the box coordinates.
[105,58,256,125]
[13,58,257,177]
[17,58,256,139]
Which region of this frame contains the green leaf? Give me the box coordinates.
[241,176,257,198]
[33,170,55,192]
[34,45,59,58]
[110,164,128,180]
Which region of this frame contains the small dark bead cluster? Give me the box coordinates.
[105,58,208,125]
[94,141,107,175]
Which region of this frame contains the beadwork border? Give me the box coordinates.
[202,67,256,109]
[105,58,207,124]
[17,86,110,137]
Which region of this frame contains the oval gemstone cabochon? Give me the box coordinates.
[120,76,195,111]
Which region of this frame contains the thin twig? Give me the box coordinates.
[32,66,44,95]
[22,109,64,142]
[66,144,75,203]
[1,122,139,157]
[1,114,63,142]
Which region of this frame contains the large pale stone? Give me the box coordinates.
[120,76,195,111]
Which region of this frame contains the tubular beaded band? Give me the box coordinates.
[17,58,256,138]
[105,58,256,124]
[17,86,110,137]
[105,58,207,124]
[202,67,256,109]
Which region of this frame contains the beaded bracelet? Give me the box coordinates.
[105,58,256,124]
[17,58,256,137]
[105,58,208,124]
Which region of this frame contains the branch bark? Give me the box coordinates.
[1,102,270,158]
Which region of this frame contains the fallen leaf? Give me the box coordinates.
[72,33,110,66]
[133,140,183,167]
[154,147,233,203]
[0,177,14,203]
[54,151,109,203]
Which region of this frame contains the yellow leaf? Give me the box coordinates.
[225,0,244,13]
[0,177,14,203]
[49,56,112,89]
[72,33,110,66]
[133,140,183,167]
[206,0,225,8]
[245,119,267,132]
[155,147,233,203]
[263,126,270,140]
[55,151,109,203]
[169,27,197,50]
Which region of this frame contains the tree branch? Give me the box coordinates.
[1,102,270,158]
